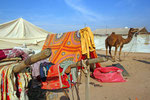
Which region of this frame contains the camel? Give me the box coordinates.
[105,28,139,61]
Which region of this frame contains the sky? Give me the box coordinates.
[0,0,150,33]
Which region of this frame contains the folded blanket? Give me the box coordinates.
[0,49,12,60]
[0,63,32,100]
[0,48,28,61]
[7,49,28,60]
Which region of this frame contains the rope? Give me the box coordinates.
[63,89,70,100]
[72,59,89,100]
[70,86,74,100]
[72,82,80,100]
[81,59,88,75]
[70,59,89,100]
[123,35,137,59]
[69,66,82,100]
[77,69,82,90]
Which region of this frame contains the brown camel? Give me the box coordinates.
[105,28,139,61]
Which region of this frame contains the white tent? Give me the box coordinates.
[94,35,150,53]
[93,27,149,36]
[0,18,51,50]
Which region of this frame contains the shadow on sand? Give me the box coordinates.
[97,54,107,57]
[133,59,150,64]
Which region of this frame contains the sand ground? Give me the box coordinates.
[73,50,150,100]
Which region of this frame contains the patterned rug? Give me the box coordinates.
[42,31,82,64]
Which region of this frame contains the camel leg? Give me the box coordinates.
[113,46,118,62]
[105,43,108,60]
[109,46,112,58]
[119,45,123,61]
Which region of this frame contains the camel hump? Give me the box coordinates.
[112,32,115,34]
[110,32,116,35]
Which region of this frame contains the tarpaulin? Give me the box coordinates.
[93,67,126,82]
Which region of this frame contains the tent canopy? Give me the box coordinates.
[0,18,52,50]
[0,18,51,45]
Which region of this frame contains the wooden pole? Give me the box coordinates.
[13,48,52,73]
[65,57,106,74]
[85,64,90,100]
[68,57,106,100]
[70,57,106,68]
[0,58,22,63]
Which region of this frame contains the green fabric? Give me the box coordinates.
[60,61,77,82]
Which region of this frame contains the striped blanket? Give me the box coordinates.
[0,48,28,61]
[0,63,31,100]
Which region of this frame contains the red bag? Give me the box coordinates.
[93,67,126,83]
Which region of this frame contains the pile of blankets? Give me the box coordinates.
[0,63,32,100]
[0,48,28,60]
[0,49,12,60]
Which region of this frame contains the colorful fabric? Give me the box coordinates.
[42,27,101,90]
[31,59,49,78]
[80,27,95,58]
[0,63,31,100]
[42,31,82,64]
[90,50,101,68]
[93,67,126,82]
[41,64,72,90]
[0,48,28,60]
[0,49,12,60]
[59,60,77,82]
[6,64,19,100]
[42,31,81,90]
[7,49,28,60]
[40,62,54,81]
[41,64,62,90]
[1,66,9,100]
[17,68,32,100]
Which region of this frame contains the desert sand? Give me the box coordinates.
[75,50,150,100]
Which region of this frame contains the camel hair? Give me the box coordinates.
[105,28,139,61]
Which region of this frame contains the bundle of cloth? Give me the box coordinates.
[93,67,126,83]
[38,27,101,90]
[0,48,12,60]
[0,47,34,61]
[0,63,32,100]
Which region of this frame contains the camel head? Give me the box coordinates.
[112,32,115,34]
[128,28,139,37]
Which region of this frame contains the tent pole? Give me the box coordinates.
[85,64,90,100]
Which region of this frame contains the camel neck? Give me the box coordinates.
[123,34,133,44]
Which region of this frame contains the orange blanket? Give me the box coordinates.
[42,31,81,90]
[42,31,82,64]
[41,27,101,90]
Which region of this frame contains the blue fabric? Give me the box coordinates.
[40,62,54,81]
